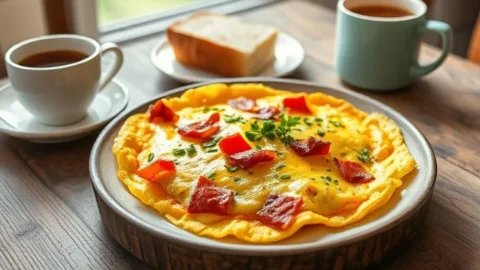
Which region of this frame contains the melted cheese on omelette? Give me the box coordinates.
[113,83,416,243]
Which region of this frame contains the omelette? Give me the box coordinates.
[113,83,416,243]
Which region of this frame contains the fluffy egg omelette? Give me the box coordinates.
[113,83,416,243]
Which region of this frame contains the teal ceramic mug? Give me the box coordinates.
[335,0,452,91]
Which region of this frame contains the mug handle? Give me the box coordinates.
[410,20,452,77]
[98,42,124,91]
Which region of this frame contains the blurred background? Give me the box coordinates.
[1,0,479,78]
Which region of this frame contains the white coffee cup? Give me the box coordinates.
[5,34,123,126]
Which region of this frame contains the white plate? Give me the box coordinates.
[151,32,305,83]
[0,79,129,143]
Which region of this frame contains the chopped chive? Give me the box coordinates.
[206,172,215,180]
[303,118,312,126]
[224,114,244,123]
[273,163,286,170]
[334,180,339,185]
[225,165,239,172]
[233,177,242,182]
[206,148,218,153]
[279,174,291,180]
[358,148,373,163]
[329,120,344,128]
[314,117,324,122]
[147,153,155,162]
[202,139,217,148]
[186,144,197,157]
[317,129,325,137]
[172,148,186,156]
[255,145,262,150]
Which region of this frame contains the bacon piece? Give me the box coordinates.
[218,133,252,155]
[283,96,311,114]
[187,176,233,215]
[289,136,331,156]
[333,157,375,184]
[228,97,256,111]
[149,100,178,122]
[227,149,276,169]
[137,160,175,182]
[251,106,281,120]
[177,113,220,141]
[257,194,303,230]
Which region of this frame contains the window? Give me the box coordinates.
[97,0,216,27]
[45,0,278,43]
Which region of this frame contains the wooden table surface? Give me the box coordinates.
[1,1,479,269]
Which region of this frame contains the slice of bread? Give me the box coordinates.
[167,12,278,77]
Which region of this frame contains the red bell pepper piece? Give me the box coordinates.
[226,149,276,169]
[289,136,331,156]
[228,96,256,112]
[251,106,281,120]
[333,157,375,184]
[283,96,311,113]
[149,100,178,122]
[187,176,233,215]
[177,113,220,141]
[137,159,175,182]
[257,194,303,230]
[218,133,252,155]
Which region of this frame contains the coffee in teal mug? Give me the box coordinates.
[335,0,452,91]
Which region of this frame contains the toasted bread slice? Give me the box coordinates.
[167,12,278,77]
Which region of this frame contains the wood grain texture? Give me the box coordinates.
[0,0,479,269]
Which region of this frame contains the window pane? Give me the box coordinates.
[97,0,205,26]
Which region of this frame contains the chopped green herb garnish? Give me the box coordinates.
[206,172,215,180]
[334,180,339,185]
[326,176,332,181]
[234,191,239,197]
[279,174,291,180]
[224,114,244,123]
[293,128,302,132]
[172,148,186,156]
[275,114,300,144]
[303,118,312,126]
[202,136,223,149]
[202,140,217,148]
[316,129,325,137]
[186,144,197,157]
[206,148,218,153]
[234,177,242,183]
[147,153,155,162]
[358,148,373,163]
[225,165,239,172]
[314,117,324,122]
[273,163,286,170]
[329,120,344,128]
[245,120,276,141]
[255,145,262,150]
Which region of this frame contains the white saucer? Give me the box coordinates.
[0,79,128,143]
[151,32,305,83]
